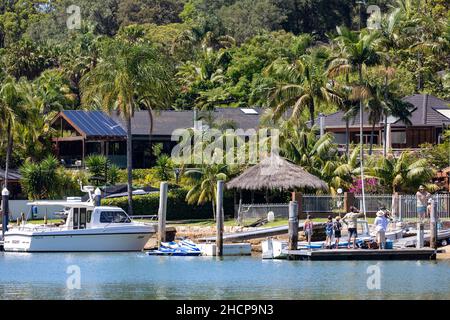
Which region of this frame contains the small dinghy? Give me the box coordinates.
[148,239,202,256]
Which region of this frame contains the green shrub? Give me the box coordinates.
[102,187,235,220]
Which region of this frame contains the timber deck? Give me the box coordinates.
[283,248,437,261]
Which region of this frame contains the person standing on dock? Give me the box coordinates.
[416,185,431,222]
[342,206,363,249]
[334,216,343,248]
[325,216,334,249]
[374,207,389,249]
[304,215,314,248]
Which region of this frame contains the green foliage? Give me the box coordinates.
[19,155,87,200]
[85,154,125,186]
[155,154,174,181]
[218,0,287,44]
[368,151,437,193]
[102,187,235,219]
[184,164,228,219]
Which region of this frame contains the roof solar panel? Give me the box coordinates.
[63,111,126,137]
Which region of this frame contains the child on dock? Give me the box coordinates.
[325,216,334,249]
[304,215,313,248]
[334,216,342,248]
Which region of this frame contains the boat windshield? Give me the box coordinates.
[99,211,131,224]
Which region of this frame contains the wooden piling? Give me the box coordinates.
[430,199,437,249]
[158,182,168,247]
[288,201,299,251]
[416,223,424,248]
[291,192,303,219]
[216,180,224,257]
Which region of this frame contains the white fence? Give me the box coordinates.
[3,200,64,220]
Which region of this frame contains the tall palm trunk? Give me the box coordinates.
[383,72,389,157]
[126,114,133,215]
[309,99,315,126]
[358,65,366,218]
[345,117,350,158]
[3,120,12,189]
[369,122,376,155]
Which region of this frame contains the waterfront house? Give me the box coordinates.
[318,94,450,150]
[50,108,262,168]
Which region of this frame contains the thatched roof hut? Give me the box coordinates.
[227,154,328,191]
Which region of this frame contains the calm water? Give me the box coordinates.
[0,252,449,300]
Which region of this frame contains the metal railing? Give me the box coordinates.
[236,193,450,225]
[398,194,450,222]
[130,215,158,222]
[237,203,289,225]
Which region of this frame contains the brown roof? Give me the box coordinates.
[226,154,328,191]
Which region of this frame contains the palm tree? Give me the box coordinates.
[329,26,380,215]
[0,76,27,189]
[331,146,361,192]
[184,164,228,220]
[368,151,436,193]
[80,33,173,214]
[265,46,342,125]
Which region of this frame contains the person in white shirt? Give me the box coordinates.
[374,207,389,249]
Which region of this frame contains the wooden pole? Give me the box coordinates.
[216,180,224,257]
[158,182,168,247]
[291,192,303,219]
[288,201,299,251]
[416,222,424,248]
[430,198,437,249]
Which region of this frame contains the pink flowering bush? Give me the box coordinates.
[349,178,387,194]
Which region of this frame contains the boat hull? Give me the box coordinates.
[3,227,156,252]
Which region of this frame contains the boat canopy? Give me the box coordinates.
[27,200,94,208]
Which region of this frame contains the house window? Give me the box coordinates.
[391,131,406,144]
[332,133,347,144]
[354,133,379,145]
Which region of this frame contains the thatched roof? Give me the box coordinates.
[226,154,328,191]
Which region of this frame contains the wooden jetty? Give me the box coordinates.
[199,222,325,243]
[284,248,437,261]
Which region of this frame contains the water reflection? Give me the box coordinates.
[0,252,449,300]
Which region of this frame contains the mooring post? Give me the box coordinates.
[94,188,102,207]
[2,188,10,239]
[158,182,168,247]
[216,180,224,257]
[430,198,437,249]
[291,192,303,219]
[416,222,424,248]
[288,201,299,251]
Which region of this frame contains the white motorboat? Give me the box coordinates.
[3,186,157,252]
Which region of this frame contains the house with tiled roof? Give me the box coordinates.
[50,108,262,168]
[318,94,450,149]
